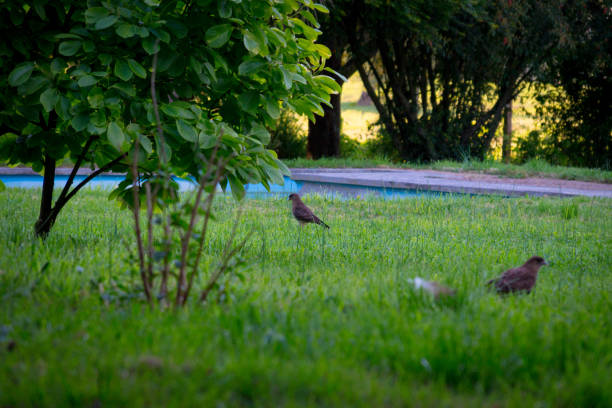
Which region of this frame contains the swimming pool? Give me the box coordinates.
[0,173,446,199]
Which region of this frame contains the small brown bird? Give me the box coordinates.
[288,193,329,228]
[486,256,549,294]
[408,277,456,300]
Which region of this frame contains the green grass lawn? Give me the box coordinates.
[1,189,611,407]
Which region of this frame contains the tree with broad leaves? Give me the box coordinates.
[0,0,340,237]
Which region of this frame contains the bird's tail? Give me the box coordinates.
[315,217,330,229]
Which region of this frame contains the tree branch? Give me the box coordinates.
[56,135,98,206]
[61,153,127,205]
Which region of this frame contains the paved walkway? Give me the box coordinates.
[290,168,612,198]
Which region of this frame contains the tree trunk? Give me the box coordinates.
[306,25,345,159]
[35,155,56,237]
[502,101,513,163]
[307,92,341,159]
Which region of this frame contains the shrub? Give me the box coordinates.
[339,133,364,158]
[514,130,546,163]
[267,110,306,159]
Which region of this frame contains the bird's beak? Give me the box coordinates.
[544,260,549,266]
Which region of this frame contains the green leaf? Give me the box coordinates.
[95,15,119,30]
[291,72,307,84]
[290,18,321,40]
[310,3,329,13]
[111,83,136,97]
[238,58,266,75]
[314,75,341,93]
[265,100,280,119]
[189,57,202,74]
[127,59,147,78]
[55,96,71,120]
[18,76,48,96]
[300,10,319,27]
[198,131,216,149]
[161,102,195,120]
[142,37,160,55]
[82,40,95,53]
[208,49,229,72]
[238,92,259,114]
[85,7,109,24]
[228,174,245,200]
[271,154,291,175]
[8,62,35,87]
[114,60,133,81]
[151,28,171,43]
[91,110,107,127]
[58,41,81,56]
[280,67,292,89]
[242,30,261,54]
[139,135,153,154]
[99,53,113,66]
[33,1,46,19]
[71,115,90,132]
[39,88,59,112]
[249,123,270,145]
[218,0,232,18]
[206,24,233,48]
[176,119,197,142]
[50,58,66,75]
[78,75,98,87]
[55,33,83,40]
[107,122,125,151]
[314,44,331,59]
[260,161,285,185]
[116,23,136,38]
[0,179,5,192]
[87,87,104,108]
[324,67,347,82]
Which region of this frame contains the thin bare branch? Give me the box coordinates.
[175,143,223,306]
[159,214,172,301]
[130,138,151,303]
[200,228,253,303]
[145,181,154,289]
[182,152,231,305]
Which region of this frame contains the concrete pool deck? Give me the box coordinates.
[2,166,611,198]
[290,168,612,198]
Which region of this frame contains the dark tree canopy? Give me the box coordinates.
[349,0,568,162]
[533,0,612,168]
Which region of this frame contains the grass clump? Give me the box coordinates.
[1,189,611,407]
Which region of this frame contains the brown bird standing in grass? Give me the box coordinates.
[486,256,549,294]
[288,193,329,228]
